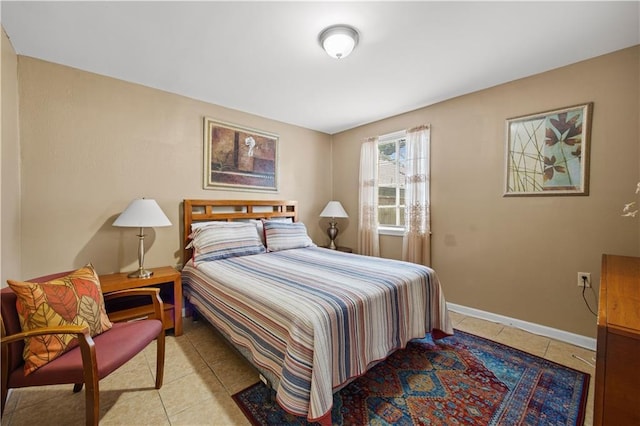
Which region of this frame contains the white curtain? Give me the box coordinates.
[358,137,380,256]
[402,125,431,265]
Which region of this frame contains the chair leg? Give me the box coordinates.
[85,381,99,426]
[155,331,165,389]
[76,334,99,426]
[1,385,8,416]
[1,335,8,417]
[73,383,84,393]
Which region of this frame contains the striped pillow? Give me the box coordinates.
[188,222,266,263]
[256,217,293,244]
[264,221,315,252]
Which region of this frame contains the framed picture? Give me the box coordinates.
[203,117,278,192]
[504,103,593,196]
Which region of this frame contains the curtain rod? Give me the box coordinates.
[366,124,429,142]
[407,124,430,133]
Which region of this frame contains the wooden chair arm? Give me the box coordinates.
[1,324,91,346]
[103,288,164,324]
[1,322,97,407]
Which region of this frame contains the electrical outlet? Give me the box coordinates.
[577,272,591,288]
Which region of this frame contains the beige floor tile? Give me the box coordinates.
[198,337,246,368]
[4,388,85,425]
[99,388,169,425]
[158,367,225,416]
[169,391,251,426]
[182,319,261,394]
[149,339,211,385]
[224,374,261,396]
[98,351,157,393]
[0,409,13,425]
[455,316,504,339]
[544,339,596,375]
[208,351,261,395]
[144,332,192,359]
[447,310,466,327]
[2,388,19,415]
[4,383,77,411]
[493,326,551,357]
[185,318,226,345]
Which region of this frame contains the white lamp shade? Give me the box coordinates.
[319,201,349,218]
[319,25,359,59]
[113,199,171,228]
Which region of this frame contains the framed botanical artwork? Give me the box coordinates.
[203,117,278,192]
[504,103,593,196]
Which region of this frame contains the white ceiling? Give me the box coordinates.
[2,1,639,134]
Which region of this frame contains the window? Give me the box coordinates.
[377,131,406,232]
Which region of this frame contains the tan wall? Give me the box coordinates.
[1,28,21,287]
[332,46,640,338]
[17,57,332,278]
[6,34,639,337]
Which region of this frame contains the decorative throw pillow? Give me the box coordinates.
[264,221,316,252]
[187,221,266,264]
[7,264,113,375]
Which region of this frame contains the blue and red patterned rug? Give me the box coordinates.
[232,330,589,425]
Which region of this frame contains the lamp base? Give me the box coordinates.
[127,268,154,279]
[327,221,339,250]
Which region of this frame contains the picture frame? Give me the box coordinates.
[203,117,278,192]
[504,103,593,196]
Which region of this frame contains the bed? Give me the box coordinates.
[180,199,453,424]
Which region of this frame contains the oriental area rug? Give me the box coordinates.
[232,330,589,426]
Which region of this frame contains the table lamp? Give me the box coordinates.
[113,198,171,278]
[319,201,348,250]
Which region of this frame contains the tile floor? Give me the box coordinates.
[1,311,596,425]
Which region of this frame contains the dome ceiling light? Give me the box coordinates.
[319,25,359,59]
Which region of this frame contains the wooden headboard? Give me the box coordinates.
[182,199,298,263]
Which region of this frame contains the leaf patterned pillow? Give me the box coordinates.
[7,264,113,375]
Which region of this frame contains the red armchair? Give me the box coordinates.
[1,271,166,425]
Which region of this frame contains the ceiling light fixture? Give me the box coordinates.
[319,25,359,59]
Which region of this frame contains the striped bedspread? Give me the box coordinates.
[181,247,453,423]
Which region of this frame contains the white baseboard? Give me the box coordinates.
[447,302,597,351]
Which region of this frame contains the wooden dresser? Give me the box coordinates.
[594,254,640,425]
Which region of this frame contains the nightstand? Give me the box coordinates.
[99,266,183,336]
[321,246,353,253]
